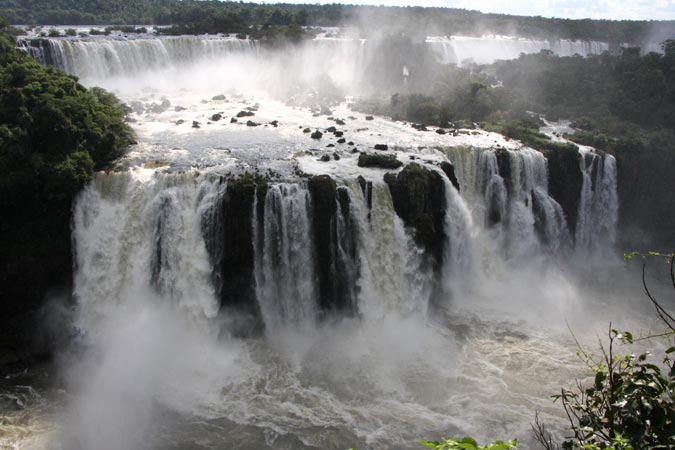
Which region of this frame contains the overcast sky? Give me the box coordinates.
[268,0,675,20]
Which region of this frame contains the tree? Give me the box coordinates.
[534,252,675,450]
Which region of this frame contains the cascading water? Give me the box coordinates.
[575,148,619,255]
[425,35,610,66]
[254,182,318,333]
[4,30,639,450]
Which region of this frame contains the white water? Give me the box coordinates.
[575,148,619,257]
[255,182,318,333]
[2,32,649,450]
[426,35,609,65]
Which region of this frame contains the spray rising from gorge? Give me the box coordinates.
[3,28,664,450]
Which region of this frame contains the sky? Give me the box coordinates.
[267,0,675,21]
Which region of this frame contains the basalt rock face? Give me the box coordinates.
[307,175,359,316]
[384,163,447,271]
[204,175,267,334]
[544,146,583,234]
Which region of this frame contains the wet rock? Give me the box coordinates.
[436,128,447,135]
[212,94,226,100]
[311,130,323,139]
[347,141,354,146]
[326,126,337,133]
[333,153,340,160]
[246,120,259,127]
[412,123,428,131]
[210,175,268,335]
[384,163,446,271]
[174,106,186,112]
[320,154,331,162]
[357,153,402,169]
[269,120,278,127]
[543,146,583,232]
[374,144,388,151]
[307,175,358,314]
[192,121,201,128]
[237,110,255,118]
[365,115,374,121]
[337,138,346,144]
[440,161,460,192]
[335,119,346,125]
[333,131,344,137]
[211,113,222,121]
[351,148,359,153]
[326,144,335,148]
[129,101,145,114]
[176,119,185,125]
[230,117,238,123]
[303,127,311,133]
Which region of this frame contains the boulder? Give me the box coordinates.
[311,130,323,139]
[365,115,374,121]
[212,94,226,100]
[357,153,402,169]
[246,120,259,127]
[374,144,388,151]
[211,113,222,122]
[440,161,460,192]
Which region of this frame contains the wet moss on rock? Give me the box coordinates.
[384,163,446,270]
[205,173,267,334]
[307,175,359,315]
[543,146,583,234]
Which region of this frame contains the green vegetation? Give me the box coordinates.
[421,437,518,450]
[0,16,133,314]
[357,152,403,169]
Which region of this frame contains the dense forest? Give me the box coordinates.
[2,0,675,44]
[0,15,133,352]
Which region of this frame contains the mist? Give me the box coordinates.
[4,15,674,450]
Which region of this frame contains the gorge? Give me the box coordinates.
[1,29,671,450]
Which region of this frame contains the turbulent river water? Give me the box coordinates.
[1,34,668,450]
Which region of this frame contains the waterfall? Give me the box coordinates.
[254,183,318,333]
[18,36,259,80]
[575,149,618,254]
[426,35,610,66]
[72,169,220,334]
[440,173,475,294]
[349,181,433,318]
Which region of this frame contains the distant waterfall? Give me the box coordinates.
[575,149,618,254]
[426,36,610,65]
[254,183,318,332]
[18,36,259,79]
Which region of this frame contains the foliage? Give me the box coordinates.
[420,437,518,450]
[535,252,675,450]
[357,152,403,169]
[0,17,134,310]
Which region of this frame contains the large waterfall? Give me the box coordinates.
[17,33,613,82]
[4,32,638,450]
